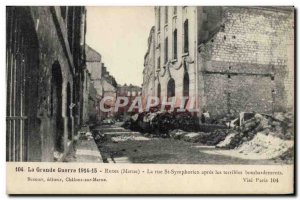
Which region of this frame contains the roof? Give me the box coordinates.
[85,44,102,62]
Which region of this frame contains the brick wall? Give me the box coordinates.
[198,7,294,118]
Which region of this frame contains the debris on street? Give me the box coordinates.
[212,112,294,161]
[170,129,230,145]
[111,135,151,143]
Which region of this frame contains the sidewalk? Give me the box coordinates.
[65,127,103,163]
[73,138,103,162]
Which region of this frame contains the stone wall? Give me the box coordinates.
[198,6,294,118]
[6,6,86,161]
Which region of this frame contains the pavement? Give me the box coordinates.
[64,133,103,163]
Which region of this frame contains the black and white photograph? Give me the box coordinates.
[5,4,295,195]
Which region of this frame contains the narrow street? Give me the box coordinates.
[74,123,280,165]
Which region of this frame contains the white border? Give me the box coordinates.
[0,0,298,199]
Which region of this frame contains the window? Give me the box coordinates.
[165,7,168,24]
[173,29,177,59]
[183,72,189,108]
[164,37,168,64]
[157,7,161,31]
[184,19,189,53]
[60,6,67,21]
[173,6,177,15]
[157,83,161,99]
[167,78,175,98]
[157,56,161,69]
[67,7,74,51]
[183,72,189,97]
[157,32,160,46]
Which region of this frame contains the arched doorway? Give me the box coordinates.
[6,7,40,161]
[51,62,64,153]
[167,78,175,99]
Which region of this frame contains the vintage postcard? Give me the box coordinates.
[6,6,295,194]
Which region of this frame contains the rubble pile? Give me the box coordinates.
[215,112,294,161]
[217,112,294,149]
[111,135,150,143]
[122,111,199,136]
[235,132,294,160]
[169,129,229,145]
[271,112,294,140]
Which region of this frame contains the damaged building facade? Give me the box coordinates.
[85,45,103,122]
[143,6,294,118]
[142,26,156,105]
[6,6,87,161]
[101,65,118,118]
[85,45,118,120]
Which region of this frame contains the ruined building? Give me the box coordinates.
[85,45,103,122]
[142,26,156,106]
[6,6,87,161]
[142,6,294,118]
[101,64,118,118]
[117,84,142,119]
[85,45,118,120]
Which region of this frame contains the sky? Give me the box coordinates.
[86,6,155,86]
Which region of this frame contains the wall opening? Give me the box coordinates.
[183,72,189,108]
[67,7,74,51]
[72,82,77,134]
[157,56,161,70]
[67,82,72,140]
[173,29,177,59]
[164,37,168,64]
[157,7,161,31]
[184,19,189,53]
[167,78,175,99]
[165,6,168,24]
[60,6,67,21]
[183,72,189,97]
[51,62,64,153]
[157,83,161,99]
